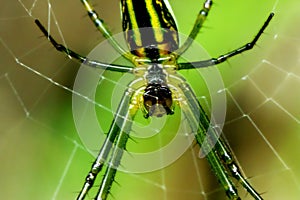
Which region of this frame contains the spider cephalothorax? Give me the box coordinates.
[143,83,174,118]
[141,63,175,118]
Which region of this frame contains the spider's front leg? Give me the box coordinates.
[178,82,241,199]
[77,80,139,200]
[178,81,262,200]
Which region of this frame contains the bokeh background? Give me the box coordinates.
[1,0,300,199]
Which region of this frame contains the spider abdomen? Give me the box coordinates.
[121,0,179,60]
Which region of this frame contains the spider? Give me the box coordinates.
[35,0,274,199]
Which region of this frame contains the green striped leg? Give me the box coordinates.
[175,0,212,55]
[81,0,135,62]
[178,82,262,200]
[77,85,138,200]
[34,20,133,72]
[177,13,274,69]
[95,102,135,200]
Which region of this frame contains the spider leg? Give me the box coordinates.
[210,124,263,199]
[178,82,241,199]
[95,109,134,200]
[177,13,274,70]
[81,0,135,62]
[210,128,263,199]
[77,81,139,200]
[34,19,133,73]
[175,0,212,55]
[177,80,263,199]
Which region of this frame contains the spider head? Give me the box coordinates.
[143,84,174,118]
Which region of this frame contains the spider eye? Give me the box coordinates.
[143,84,174,118]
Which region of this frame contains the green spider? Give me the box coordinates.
[35,0,274,199]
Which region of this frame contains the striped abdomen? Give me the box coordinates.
[121,0,179,60]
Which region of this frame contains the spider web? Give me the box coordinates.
[1,0,300,200]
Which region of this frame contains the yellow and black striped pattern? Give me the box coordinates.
[121,0,179,60]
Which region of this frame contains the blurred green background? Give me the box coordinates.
[1,0,300,199]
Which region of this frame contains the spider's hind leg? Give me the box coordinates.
[175,0,213,55]
[177,13,274,70]
[34,19,133,72]
[81,0,135,62]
